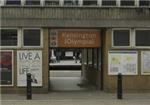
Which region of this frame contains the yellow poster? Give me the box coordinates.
[109,51,138,75]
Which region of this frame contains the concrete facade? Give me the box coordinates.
[1,6,150,93]
[1,7,150,28]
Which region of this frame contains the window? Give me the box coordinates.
[23,29,42,47]
[5,0,21,5]
[0,29,18,46]
[102,0,116,6]
[120,0,135,6]
[139,0,150,6]
[45,0,59,6]
[136,30,150,47]
[113,30,130,46]
[64,0,79,6]
[83,0,97,6]
[25,0,41,5]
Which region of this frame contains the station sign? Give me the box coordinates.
[50,29,101,48]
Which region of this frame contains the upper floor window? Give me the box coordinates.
[5,0,21,5]
[23,29,42,47]
[25,0,41,5]
[0,29,19,47]
[120,0,135,6]
[83,0,97,6]
[113,29,130,47]
[135,30,150,47]
[64,0,79,6]
[45,0,59,6]
[139,0,150,6]
[102,0,117,6]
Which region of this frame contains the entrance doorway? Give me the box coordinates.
[49,29,102,91]
[49,48,102,91]
[49,48,82,91]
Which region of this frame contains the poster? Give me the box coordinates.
[17,50,42,86]
[108,51,138,75]
[0,50,13,86]
[141,51,150,75]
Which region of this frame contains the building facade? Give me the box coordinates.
[1,0,150,93]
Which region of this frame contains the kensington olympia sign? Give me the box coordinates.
[50,29,101,48]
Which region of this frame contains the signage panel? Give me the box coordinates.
[141,51,150,75]
[108,51,138,75]
[17,50,42,86]
[50,30,101,48]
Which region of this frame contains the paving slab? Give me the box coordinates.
[1,91,150,105]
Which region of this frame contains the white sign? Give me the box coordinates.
[108,51,138,75]
[17,50,42,86]
[65,51,73,57]
[141,51,150,75]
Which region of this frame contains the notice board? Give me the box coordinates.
[141,51,150,75]
[108,51,138,75]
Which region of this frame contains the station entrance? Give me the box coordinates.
[49,29,103,91]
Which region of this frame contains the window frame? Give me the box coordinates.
[138,0,150,7]
[101,0,117,7]
[135,28,150,48]
[44,0,60,6]
[22,28,43,48]
[112,28,132,48]
[24,0,42,6]
[82,0,98,6]
[4,0,22,6]
[119,0,136,7]
[63,0,79,6]
[0,50,14,87]
[0,28,21,49]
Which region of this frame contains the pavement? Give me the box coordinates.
[1,91,150,105]
[1,61,150,105]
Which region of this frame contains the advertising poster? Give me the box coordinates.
[141,51,150,75]
[0,50,13,86]
[108,51,138,75]
[17,50,42,86]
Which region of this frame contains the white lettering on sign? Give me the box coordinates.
[19,52,40,60]
[17,50,42,87]
[64,39,95,46]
